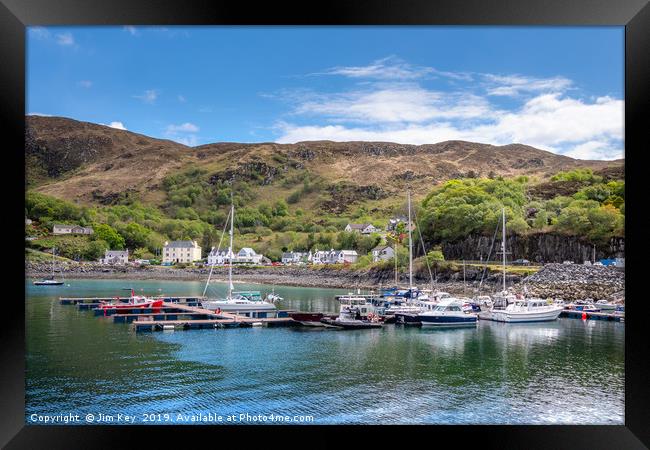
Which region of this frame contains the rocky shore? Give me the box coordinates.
[523,263,624,302]
[26,260,624,300]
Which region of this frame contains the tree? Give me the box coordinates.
[119,222,151,249]
[92,223,125,250]
[85,240,109,260]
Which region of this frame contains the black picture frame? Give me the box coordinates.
[2,0,648,448]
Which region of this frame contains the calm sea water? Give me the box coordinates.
[25,279,624,425]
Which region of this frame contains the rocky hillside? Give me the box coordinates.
[27,115,623,211]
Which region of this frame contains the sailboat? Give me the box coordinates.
[33,247,65,286]
[388,190,448,322]
[485,208,563,323]
[200,195,277,318]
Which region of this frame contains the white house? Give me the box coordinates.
[236,247,263,264]
[281,251,309,264]
[53,224,94,235]
[386,216,414,232]
[311,249,358,264]
[372,245,395,262]
[207,248,234,265]
[344,223,378,234]
[100,249,129,265]
[207,247,264,265]
[163,240,202,264]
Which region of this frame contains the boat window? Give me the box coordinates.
[448,306,461,311]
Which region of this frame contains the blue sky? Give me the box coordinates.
[27,26,624,160]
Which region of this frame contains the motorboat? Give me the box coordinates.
[418,298,478,327]
[99,289,164,310]
[490,298,564,323]
[567,303,601,313]
[594,300,617,311]
[320,307,383,329]
[265,289,283,303]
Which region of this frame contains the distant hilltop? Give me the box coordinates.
[26,115,623,211]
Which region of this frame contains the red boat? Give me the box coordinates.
[99,289,164,310]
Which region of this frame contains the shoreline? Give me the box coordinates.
[26,262,624,300]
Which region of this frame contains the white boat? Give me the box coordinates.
[418,298,478,327]
[490,299,564,323]
[33,247,65,286]
[594,300,617,311]
[337,294,381,317]
[265,288,283,303]
[200,196,277,318]
[482,209,562,323]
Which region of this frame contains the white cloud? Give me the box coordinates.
[78,80,93,88]
[124,26,139,36]
[560,141,623,161]
[274,91,624,160]
[174,135,199,146]
[28,27,50,40]
[108,121,127,130]
[291,87,493,123]
[27,112,52,117]
[315,56,471,81]
[177,95,186,103]
[166,122,199,133]
[55,32,75,46]
[164,122,200,146]
[133,89,158,104]
[198,106,213,113]
[483,74,573,97]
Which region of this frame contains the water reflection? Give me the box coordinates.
[26,279,624,425]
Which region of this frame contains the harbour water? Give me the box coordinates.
[26,279,624,425]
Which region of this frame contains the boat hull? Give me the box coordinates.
[100,299,164,309]
[490,307,563,323]
[320,318,382,329]
[201,301,277,313]
[419,314,477,327]
[394,313,422,325]
[33,281,64,286]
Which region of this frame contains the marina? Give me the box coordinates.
[25,278,625,425]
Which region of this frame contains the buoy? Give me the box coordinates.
[582,312,587,320]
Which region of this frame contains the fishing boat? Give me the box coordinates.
[33,247,65,286]
[99,289,164,310]
[566,303,601,313]
[418,298,478,327]
[200,195,277,318]
[480,209,563,323]
[320,307,383,329]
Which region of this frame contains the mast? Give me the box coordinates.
[502,208,506,292]
[228,193,234,300]
[52,247,55,278]
[407,189,413,291]
[394,240,398,285]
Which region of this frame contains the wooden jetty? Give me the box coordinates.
[58,297,297,332]
[60,295,205,305]
[131,303,295,332]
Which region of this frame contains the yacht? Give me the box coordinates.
[490,298,564,323]
[200,197,277,318]
[480,208,563,324]
[594,300,617,312]
[33,247,65,286]
[418,298,478,327]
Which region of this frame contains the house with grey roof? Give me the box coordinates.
[372,245,395,262]
[344,223,378,234]
[100,249,129,265]
[53,224,94,235]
